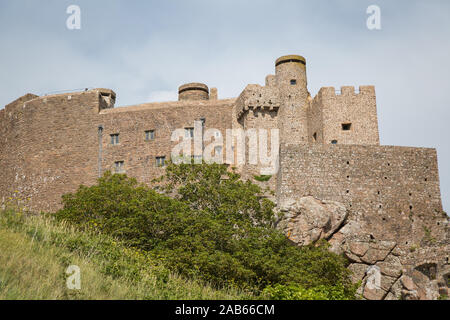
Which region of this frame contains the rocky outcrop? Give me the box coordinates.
[278,197,348,246]
[278,196,449,300]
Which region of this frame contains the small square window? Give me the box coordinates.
[145,130,155,141]
[185,127,194,139]
[342,123,352,131]
[331,140,338,145]
[214,146,223,156]
[110,134,119,145]
[290,79,297,85]
[156,156,166,167]
[114,161,125,173]
[192,155,203,163]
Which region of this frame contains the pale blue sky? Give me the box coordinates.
[0,0,449,211]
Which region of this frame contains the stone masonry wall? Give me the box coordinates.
[0,91,234,212]
[0,91,102,212]
[99,99,234,185]
[312,86,380,145]
[277,144,445,246]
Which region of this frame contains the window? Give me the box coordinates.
[185,127,194,139]
[331,140,338,144]
[145,130,155,141]
[313,132,317,142]
[214,146,223,156]
[192,155,203,163]
[290,79,297,85]
[342,123,352,131]
[156,156,166,167]
[110,134,119,145]
[114,161,125,173]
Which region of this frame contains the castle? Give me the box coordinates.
[0,55,448,299]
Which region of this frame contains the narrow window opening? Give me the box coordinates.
[331,140,338,145]
[290,79,297,85]
[185,127,194,139]
[313,132,317,141]
[145,130,155,141]
[156,156,166,167]
[114,161,125,173]
[342,123,352,131]
[110,134,119,145]
[214,146,223,156]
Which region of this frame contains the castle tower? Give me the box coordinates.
[178,83,209,101]
[275,55,310,144]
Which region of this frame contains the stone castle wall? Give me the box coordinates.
[277,143,444,245]
[309,86,379,145]
[0,89,234,211]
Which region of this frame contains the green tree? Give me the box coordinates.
[55,163,356,298]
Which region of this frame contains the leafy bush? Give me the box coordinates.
[262,283,356,300]
[253,175,272,182]
[54,163,356,298]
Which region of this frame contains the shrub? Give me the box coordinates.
[54,163,356,298]
[262,283,355,300]
[253,175,272,182]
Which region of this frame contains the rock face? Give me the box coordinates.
[278,197,348,246]
[278,197,450,300]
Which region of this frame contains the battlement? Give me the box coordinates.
[316,85,375,98]
[235,84,280,120]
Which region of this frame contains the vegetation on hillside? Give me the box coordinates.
[52,162,357,299]
[0,208,253,300]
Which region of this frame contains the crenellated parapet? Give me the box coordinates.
[309,85,379,145]
[235,84,281,120]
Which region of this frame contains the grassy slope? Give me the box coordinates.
[0,210,255,300]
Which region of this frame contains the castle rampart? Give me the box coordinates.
[277,143,444,245]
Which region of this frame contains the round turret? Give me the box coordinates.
[275,54,306,67]
[275,54,307,89]
[178,83,209,101]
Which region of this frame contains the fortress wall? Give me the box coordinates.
[99,99,234,185]
[0,91,102,212]
[317,86,380,145]
[1,91,235,212]
[0,94,39,207]
[277,144,445,245]
[308,93,324,143]
[234,84,281,189]
[238,108,279,190]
